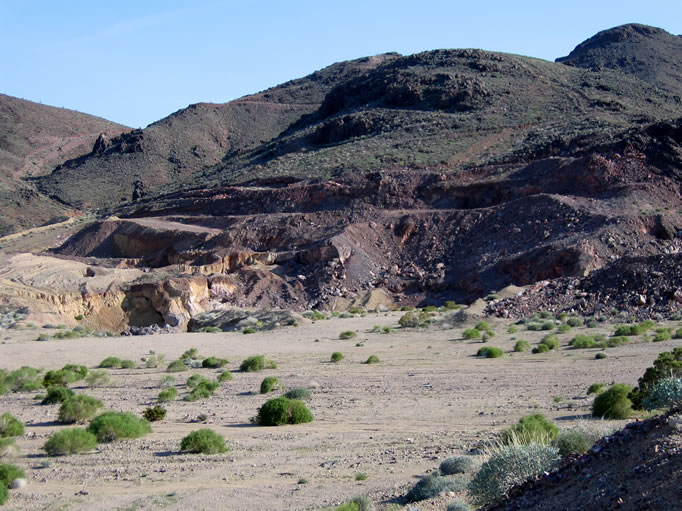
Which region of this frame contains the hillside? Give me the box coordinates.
[0,94,128,235]
[557,23,682,95]
[33,54,400,209]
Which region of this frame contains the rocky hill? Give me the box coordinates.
[0,94,128,235]
[2,23,682,329]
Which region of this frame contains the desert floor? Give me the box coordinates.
[0,310,678,510]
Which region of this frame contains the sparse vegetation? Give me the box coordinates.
[87,412,152,442]
[0,463,25,488]
[58,395,103,424]
[202,356,228,368]
[255,397,313,426]
[217,371,233,382]
[555,429,592,457]
[405,472,466,502]
[43,428,97,456]
[166,360,188,373]
[629,347,682,409]
[180,429,227,454]
[240,355,277,372]
[501,414,558,445]
[587,383,605,395]
[440,455,477,475]
[339,330,357,339]
[364,355,380,364]
[85,369,111,387]
[592,384,633,419]
[0,414,24,438]
[158,387,178,402]
[331,352,344,363]
[642,378,682,411]
[513,340,530,352]
[284,388,312,401]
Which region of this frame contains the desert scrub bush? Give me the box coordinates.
[440,455,477,475]
[399,310,431,328]
[339,330,357,339]
[587,383,605,395]
[654,331,672,342]
[144,353,166,368]
[142,405,167,422]
[42,386,74,404]
[501,414,558,445]
[569,334,605,349]
[217,370,233,382]
[87,412,151,442]
[477,346,504,358]
[595,352,608,359]
[566,317,583,327]
[0,414,24,438]
[330,352,344,363]
[158,387,178,402]
[468,443,560,507]
[181,348,201,360]
[202,356,228,368]
[166,360,188,373]
[0,482,7,505]
[364,355,380,364]
[260,376,282,394]
[405,472,466,502]
[629,347,682,409]
[592,384,633,419]
[186,374,204,388]
[98,356,122,368]
[42,369,79,388]
[5,366,42,392]
[607,336,631,347]
[255,397,313,426]
[180,429,227,454]
[284,388,312,400]
[462,328,481,339]
[507,325,518,334]
[52,329,81,339]
[185,380,220,401]
[335,495,373,511]
[446,501,472,511]
[674,328,682,339]
[0,463,25,488]
[475,321,490,331]
[43,428,96,456]
[58,395,103,424]
[242,327,257,334]
[355,472,368,481]
[240,355,276,372]
[0,438,18,457]
[158,375,175,388]
[120,359,136,369]
[540,334,559,350]
[85,369,111,388]
[532,343,550,354]
[555,430,592,458]
[642,378,682,411]
[557,323,571,334]
[513,340,530,352]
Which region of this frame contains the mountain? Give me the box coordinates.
[33,54,400,209]
[0,94,128,235]
[557,23,682,96]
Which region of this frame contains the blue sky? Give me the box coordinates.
[1,1,680,128]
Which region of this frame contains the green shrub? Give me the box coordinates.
[0,463,25,488]
[556,430,592,458]
[61,364,87,379]
[284,388,312,401]
[592,384,633,419]
[331,352,344,363]
[399,311,419,327]
[42,386,75,404]
[166,360,188,372]
[595,352,607,359]
[158,388,178,402]
[186,374,204,388]
[0,483,7,505]
[629,347,682,409]
[566,317,583,327]
[260,376,282,394]
[217,371,233,382]
[557,324,571,333]
[120,359,136,369]
[614,322,653,336]
[186,380,220,401]
[440,455,476,475]
[445,301,459,310]
[405,472,466,502]
[99,356,122,368]
[540,321,555,330]
[158,375,175,388]
[41,369,76,388]
[355,472,368,481]
[5,366,42,392]
[501,414,558,445]
[145,353,166,368]
[364,355,380,364]
[87,412,151,442]
[339,330,357,339]
[202,356,228,368]
[674,328,682,339]
[468,444,560,507]
[642,378,682,411]
[181,348,201,360]
[240,355,276,372]
[85,369,111,387]
[53,329,81,339]
[43,428,96,456]
[475,321,490,331]
[0,414,24,438]
[654,331,672,342]
[541,334,560,350]
[462,328,481,339]
[569,334,606,349]
[180,429,227,454]
[586,319,598,328]
[242,327,257,334]
[58,395,103,424]
[255,397,313,426]
[507,325,518,334]
[0,438,18,457]
[532,343,550,354]
[335,503,358,511]
[477,346,503,358]
[607,336,630,347]
[142,405,167,422]
[587,383,605,395]
[513,340,530,352]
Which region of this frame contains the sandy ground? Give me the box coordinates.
[0,311,679,510]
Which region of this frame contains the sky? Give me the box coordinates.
[1,1,681,128]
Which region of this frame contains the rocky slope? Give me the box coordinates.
[0,94,128,235]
